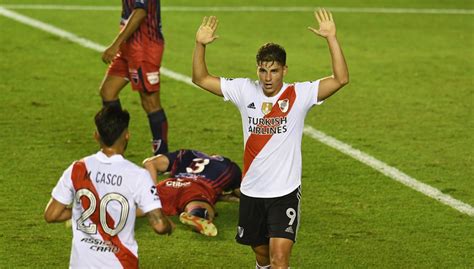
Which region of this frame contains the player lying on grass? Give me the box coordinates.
[142,149,242,236]
[44,106,174,268]
[192,8,348,269]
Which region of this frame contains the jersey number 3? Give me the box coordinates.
[75,189,129,236]
[186,158,210,174]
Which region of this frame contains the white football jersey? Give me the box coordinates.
[221,78,321,198]
[52,151,162,269]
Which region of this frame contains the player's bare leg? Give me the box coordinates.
[139,90,163,112]
[99,75,128,107]
[180,201,217,236]
[252,244,270,268]
[184,201,215,220]
[269,237,293,268]
[139,91,168,155]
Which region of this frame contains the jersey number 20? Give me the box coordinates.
[75,189,129,236]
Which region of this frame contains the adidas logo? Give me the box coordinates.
[247,102,256,109]
[285,226,294,234]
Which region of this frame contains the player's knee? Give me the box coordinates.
[270,252,289,267]
[252,245,270,263]
[99,85,115,101]
[140,92,162,113]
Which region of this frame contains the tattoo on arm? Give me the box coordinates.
[147,209,172,235]
[147,209,163,225]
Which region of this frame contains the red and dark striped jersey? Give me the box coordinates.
[120,0,163,43]
[163,149,242,194]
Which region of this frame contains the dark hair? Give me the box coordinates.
[94,106,130,147]
[256,43,286,65]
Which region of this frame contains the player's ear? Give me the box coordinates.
[94,130,100,143]
[283,65,288,76]
[124,129,130,141]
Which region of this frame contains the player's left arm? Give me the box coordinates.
[308,8,349,101]
[102,8,147,64]
[143,155,170,184]
[44,198,72,223]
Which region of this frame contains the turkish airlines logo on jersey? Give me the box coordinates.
[278,99,289,113]
[261,102,273,115]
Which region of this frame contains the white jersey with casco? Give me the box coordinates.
[52,151,162,269]
[221,78,321,198]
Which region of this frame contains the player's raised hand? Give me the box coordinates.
[308,8,336,38]
[196,16,219,45]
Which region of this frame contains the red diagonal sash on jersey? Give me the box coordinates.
[243,85,297,177]
[71,161,138,269]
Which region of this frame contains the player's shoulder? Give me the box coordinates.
[293,80,320,89]
[121,158,148,174]
[221,77,249,82]
[188,149,209,158]
[119,160,154,188]
[222,77,256,87]
[67,154,95,172]
[291,81,320,97]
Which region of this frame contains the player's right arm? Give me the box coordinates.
[308,9,349,101]
[44,198,72,223]
[192,16,223,96]
[102,8,147,64]
[146,208,175,235]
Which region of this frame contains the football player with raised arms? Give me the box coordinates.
[44,106,174,268]
[192,9,349,269]
[143,149,242,236]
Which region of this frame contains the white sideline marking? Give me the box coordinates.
[303,127,474,217]
[1,7,472,217]
[0,7,187,86]
[1,4,474,15]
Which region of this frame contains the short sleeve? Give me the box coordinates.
[51,165,74,205]
[135,170,162,214]
[296,80,323,109]
[220,78,249,106]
